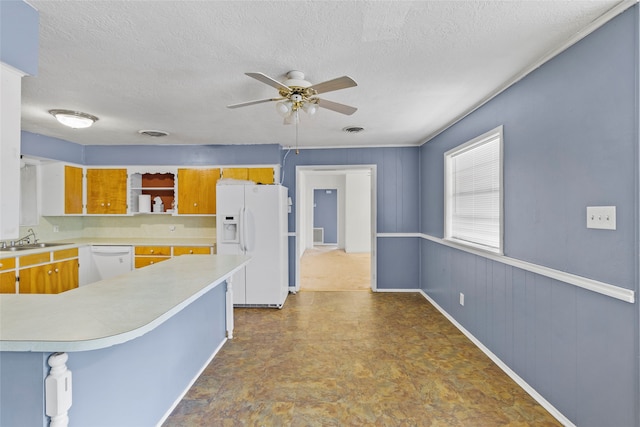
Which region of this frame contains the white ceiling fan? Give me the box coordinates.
[227,70,358,124]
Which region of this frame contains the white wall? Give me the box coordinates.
[345,172,371,253]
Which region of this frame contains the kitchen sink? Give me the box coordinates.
[0,242,70,252]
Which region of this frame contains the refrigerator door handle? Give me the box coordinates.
[239,206,247,252]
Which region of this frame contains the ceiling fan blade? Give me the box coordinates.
[227,97,283,109]
[245,72,291,92]
[316,98,358,115]
[308,76,357,95]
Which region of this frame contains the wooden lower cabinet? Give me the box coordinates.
[134,246,171,269]
[173,246,212,256]
[19,259,79,294]
[134,245,213,268]
[1,271,16,293]
[135,256,170,269]
[1,258,17,294]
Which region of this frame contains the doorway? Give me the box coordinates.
[295,165,376,292]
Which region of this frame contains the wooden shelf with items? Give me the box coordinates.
[130,169,176,214]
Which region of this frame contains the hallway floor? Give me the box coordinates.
[300,246,371,291]
[164,292,560,426]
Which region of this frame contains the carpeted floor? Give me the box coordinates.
[299,246,371,291]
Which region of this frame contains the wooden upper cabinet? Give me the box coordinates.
[64,165,83,214]
[221,167,274,184]
[86,168,128,214]
[177,168,220,214]
[41,163,84,216]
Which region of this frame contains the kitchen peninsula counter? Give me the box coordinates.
[0,254,249,427]
[0,254,246,352]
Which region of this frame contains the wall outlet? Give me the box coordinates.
[53,225,59,233]
[459,292,465,306]
[587,206,616,230]
[169,225,176,232]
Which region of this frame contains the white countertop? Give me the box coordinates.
[0,237,216,259]
[0,254,249,352]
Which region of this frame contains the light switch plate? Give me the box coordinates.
[587,206,616,230]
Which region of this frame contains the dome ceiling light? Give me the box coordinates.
[48,109,98,129]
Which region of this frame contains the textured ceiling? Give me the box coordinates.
[21,0,626,148]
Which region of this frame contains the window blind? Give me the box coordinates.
[447,131,501,251]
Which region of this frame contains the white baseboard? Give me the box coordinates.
[419,290,575,427]
[374,288,420,292]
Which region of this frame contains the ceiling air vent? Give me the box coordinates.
[342,126,364,134]
[138,130,169,138]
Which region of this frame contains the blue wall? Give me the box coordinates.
[281,147,421,290]
[0,1,38,75]
[419,7,639,426]
[22,136,423,290]
[313,189,338,244]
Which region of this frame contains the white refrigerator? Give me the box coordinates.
[216,183,289,307]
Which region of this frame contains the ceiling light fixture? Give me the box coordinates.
[49,109,98,129]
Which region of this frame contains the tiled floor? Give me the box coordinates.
[164,291,560,426]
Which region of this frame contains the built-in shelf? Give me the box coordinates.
[130,171,176,214]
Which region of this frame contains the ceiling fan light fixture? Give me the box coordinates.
[49,109,98,129]
[302,102,318,116]
[275,100,292,117]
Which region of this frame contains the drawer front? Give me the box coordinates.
[135,246,171,256]
[173,246,211,256]
[53,248,79,261]
[0,258,16,271]
[19,252,51,267]
[135,256,170,269]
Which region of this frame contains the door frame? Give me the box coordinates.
[295,165,377,292]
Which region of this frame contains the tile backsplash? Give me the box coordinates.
[20,215,215,243]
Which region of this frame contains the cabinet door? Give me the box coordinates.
[221,168,248,180]
[173,246,211,256]
[86,169,128,214]
[54,258,79,293]
[177,168,220,214]
[248,168,274,184]
[0,271,16,293]
[65,165,84,214]
[19,264,53,294]
[20,259,78,294]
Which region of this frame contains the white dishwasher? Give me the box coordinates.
[90,246,133,281]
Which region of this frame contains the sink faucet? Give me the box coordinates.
[15,228,38,246]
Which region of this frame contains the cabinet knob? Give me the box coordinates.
[150,249,154,253]
[107,202,111,206]
[193,203,198,207]
[0,263,3,268]
[48,270,53,275]
[101,203,105,207]
[189,250,193,254]
[55,268,59,273]
[150,261,154,264]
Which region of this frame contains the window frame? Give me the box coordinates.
[444,125,504,255]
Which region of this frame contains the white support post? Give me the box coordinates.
[225,277,234,339]
[45,352,72,427]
